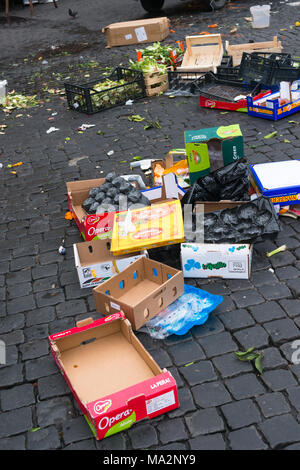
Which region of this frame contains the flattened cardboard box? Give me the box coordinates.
[73,239,147,288]
[181,243,253,279]
[49,314,178,441]
[103,17,170,48]
[93,257,184,330]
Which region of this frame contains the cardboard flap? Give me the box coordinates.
[76,318,94,328]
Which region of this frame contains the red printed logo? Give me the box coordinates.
[205,100,216,108]
[93,399,112,415]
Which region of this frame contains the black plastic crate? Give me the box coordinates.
[64,67,146,114]
[198,72,261,102]
[239,52,300,87]
[167,70,206,96]
[239,52,275,85]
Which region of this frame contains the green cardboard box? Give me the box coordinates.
[184,124,244,184]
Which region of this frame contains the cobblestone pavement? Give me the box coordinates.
[1,0,300,451]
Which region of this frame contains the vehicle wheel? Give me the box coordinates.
[208,0,227,10]
[140,0,165,13]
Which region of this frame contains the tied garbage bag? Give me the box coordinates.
[142,284,223,339]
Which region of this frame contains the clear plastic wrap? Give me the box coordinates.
[141,284,223,339]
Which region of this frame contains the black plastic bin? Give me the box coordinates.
[216,55,241,82]
[239,52,300,87]
[198,72,261,102]
[64,67,146,114]
[167,70,206,96]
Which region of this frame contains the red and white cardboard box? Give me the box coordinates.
[49,313,179,440]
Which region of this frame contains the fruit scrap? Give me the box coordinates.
[266,245,287,257]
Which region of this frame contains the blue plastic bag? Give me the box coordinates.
[143,284,223,339]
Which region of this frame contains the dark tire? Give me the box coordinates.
[140,0,165,13]
[208,0,227,10]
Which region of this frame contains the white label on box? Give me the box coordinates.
[110,301,120,310]
[146,391,175,415]
[228,260,246,273]
[135,26,147,42]
[125,34,133,40]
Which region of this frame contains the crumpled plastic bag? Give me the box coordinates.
[141,284,223,339]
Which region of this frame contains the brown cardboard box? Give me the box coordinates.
[49,313,179,440]
[102,17,170,48]
[93,257,184,330]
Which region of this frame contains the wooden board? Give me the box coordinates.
[144,72,169,97]
[225,36,282,66]
[177,34,223,74]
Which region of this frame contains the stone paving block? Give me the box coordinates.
[0,384,35,411]
[168,339,205,367]
[261,369,297,392]
[36,396,74,427]
[250,301,286,323]
[25,356,58,381]
[192,381,232,408]
[286,279,300,298]
[128,423,158,449]
[192,315,224,338]
[0,407,33,438]
[179,360,217,386]
[27,425,61,450]
[185,407,225,437]
[261,347,288,370]
[212,352,253,378]
[275,266,300,280]
[0,435,26,450]
[218,309,255,331]
[62,416,93,445]
[263,318,300,344]
[24,324,49,341]
[258,283,292,301]
[256,392,291,418]
[157,418,188,444]
[159,442,187,450]
[0,364,24,388]
[229,426,268,450]
[20,339,49,360]
[168,387,196,418]
[225,373,266,400]
[95,433,126,451]
[0,314,25,334]
[287,386,300,411]
[189,433,226,450]
[7,295,36,315]
[279,299,300,318]
[0,345,18,368]
[198,332,238,358]
[259,414,300,448]
[56,299,87,318]
[231,290,265,309]
[36,289,65,308]
[38,373,70,400]
[221,399,261,430]
[26,306,56,327]
[234,325,269,350]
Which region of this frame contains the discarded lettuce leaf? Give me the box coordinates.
[264,131,277,139]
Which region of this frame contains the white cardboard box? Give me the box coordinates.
[74,239,147,288]
[181,243,253,279]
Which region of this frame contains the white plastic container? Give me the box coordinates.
[250,5,271,28]
[0,80,7,105]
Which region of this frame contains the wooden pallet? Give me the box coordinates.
[176,34,223,74]
[225,36,282,66]
[144,71,169,97]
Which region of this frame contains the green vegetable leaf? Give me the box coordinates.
[264,131,277,139]
[128,114,145,122]
[234,347,255,357]
[30,427,41,433]
[133,156,142,161]
[254,354,263,374]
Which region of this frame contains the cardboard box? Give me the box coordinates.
[49,313,178,440]
[185,124,244,184]
[181,243,253,279]
[73,239,147,288]
[66,175,185,242]
[249,160,300,209]
[93,257,184,330]
[102,17,170,48]
[110,200,185,256]
[152,149,190,188]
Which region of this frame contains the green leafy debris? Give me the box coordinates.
[264,131,277,139]
[234,347,264,374]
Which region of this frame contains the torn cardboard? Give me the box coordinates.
[93,257,184,330]
[74,239,147,288]
[49,313,178,440]
[102,17,170,48]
